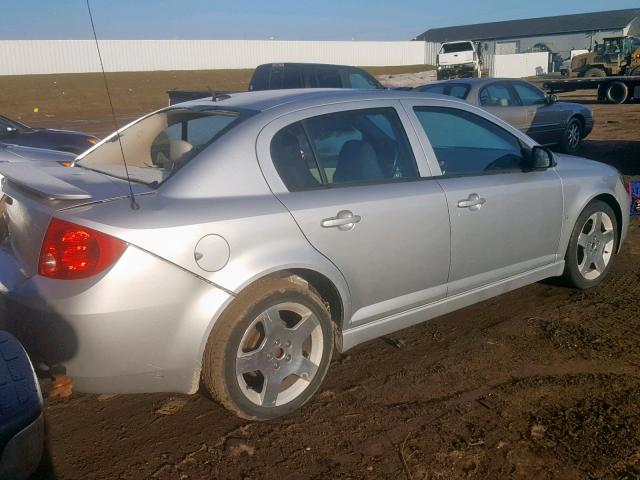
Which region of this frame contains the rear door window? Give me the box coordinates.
[413,107,523,176]
[270,107,419,190]
[282,66,304,89]
[479,83,520,107]
[315,68,342,88]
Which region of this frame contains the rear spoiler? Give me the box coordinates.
[0,163,92,200]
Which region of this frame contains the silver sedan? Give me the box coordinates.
[0,89,629,420]
[415,78,594,154]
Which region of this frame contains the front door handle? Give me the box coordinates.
[457,193,486,211]
[321,210,361,231]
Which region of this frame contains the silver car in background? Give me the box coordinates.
[0,89,629,420]
[415,78,594,153]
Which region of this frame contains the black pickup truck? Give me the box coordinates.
[167,62,384,105]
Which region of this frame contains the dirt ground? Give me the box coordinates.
[4,70,639,479]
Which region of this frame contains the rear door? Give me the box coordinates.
[256,101,451,326]
[477,82,527,131]
[511,81,563,145]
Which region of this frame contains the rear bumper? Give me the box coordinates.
[437,63,478,80]
[0,244,232,394]
[0,413,44,480]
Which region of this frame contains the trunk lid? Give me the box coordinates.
[0,163,152,278]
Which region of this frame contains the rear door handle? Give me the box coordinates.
[457,193,486,211]
[321,210,361,231]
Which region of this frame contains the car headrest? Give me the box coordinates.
[333,140,383,184]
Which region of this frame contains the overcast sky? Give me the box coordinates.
[2,1,639,41]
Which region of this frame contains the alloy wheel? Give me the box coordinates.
[236,302,323,407]
[566,122,580,150]
[576,211,615,280]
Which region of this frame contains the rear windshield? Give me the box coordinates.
[418,83,470,100]
[441,42,474,54]
[76,107,243,186]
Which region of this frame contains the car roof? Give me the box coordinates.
[257,62,365,69]
[437,77,534,86]
[176,88,459,114]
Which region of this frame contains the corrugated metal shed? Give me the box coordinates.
[417,8,640,43]
[0,40,438,75]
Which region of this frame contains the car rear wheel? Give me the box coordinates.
[558,117,582,153]
[560,200,617,289]
[202,276,334,420]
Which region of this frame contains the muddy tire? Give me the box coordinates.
[605,81,629,104]
[202,275,334,420]
[557,117,582,153]
[583,68,606,78]
[560,200,618,289]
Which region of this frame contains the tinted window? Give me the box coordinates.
[418,83,470,99]
[479,83,519,107]
[348,72,379,89]
[249,66,269,91]
[414,107,523,176]
[315,68,342,88]
[512,82,546,106]
[305,108,418,185]
[270,108,419,190]
[441,42,474,54]
[269,67,285,89]
[271,123,322,191]
[283,67,304,89]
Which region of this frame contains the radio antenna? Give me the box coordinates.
[85,0,139,210]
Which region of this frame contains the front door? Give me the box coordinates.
[409,104,563,295]
[512,81,563,145]
[258,103,451,326]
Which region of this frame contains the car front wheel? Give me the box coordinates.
[202,275,334,420]
[561,200,618,289]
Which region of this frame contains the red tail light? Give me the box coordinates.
[38,218,127,279]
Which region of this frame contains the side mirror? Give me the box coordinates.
[546,94,558,104]
[523,145,555,171]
